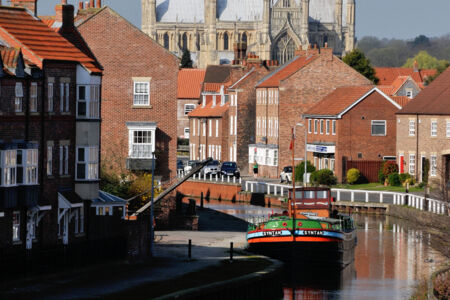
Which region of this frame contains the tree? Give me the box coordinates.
[403,50,449,70]
[180,48,193,68]
[343,49,379,84]
[294,161,316,182]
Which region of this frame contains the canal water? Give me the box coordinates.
[203,202,447,300]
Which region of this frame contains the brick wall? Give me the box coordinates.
[77,7,178,180]
[178,98,199,138]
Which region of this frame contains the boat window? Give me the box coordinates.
[294,191,303,199]
[304,191,315,199]
[317,191,328,199]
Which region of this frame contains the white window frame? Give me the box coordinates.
[184,104,196,115]
[209,119,212,137]
[197,119,200,136]
[216,119,219,137]
[447,121,450,138]
[60,82,70,112]
[409,120,415,136]
[1,150,17,186]
[133,81,150,106]
[202,121,206,137]
[48,82,54,112]
[230,116,234,135]
[332,120,336,135]
[25,149,38,185]
[409,154,416,175]
[184,127,190,139]
[314,119,318,134]
[76,146,99,181]
[431,121,437,137]
[326,120,330,135]
[13,211,20,242]
[15,82,23,112]
[371,120,386,136]
[30,82,38,112]
[430,155,437,177]
[128,124,156,159]
[406,90,413,99]
[47,146,53,176]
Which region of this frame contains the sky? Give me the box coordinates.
[39,0,450,40]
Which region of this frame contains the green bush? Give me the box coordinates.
[346,168,360,184]
[378,168,386,184]
[388,173,401,186]
[311,169,337,186]
[399,173,411,183]
[294,161,316,182]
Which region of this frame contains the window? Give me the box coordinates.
[192,119,195,137]
[48,82,54,112]
[2,150,17,186]
[216,119,219,137]
[447,121,450,137]
[275,119,278,137]
[320,120,324,134]
[16,150,23,184]
[30,82,37,112]
[15,82,23,112]
[197,119,200,136]
[130,131,153,158]
[77,85,101,118]
[224,32,229,50]
[47,146,53,176]
[163,33,169,49]
[330,159,335,171]
[431,121,437,137]
[326,120,330,135]
[371,120,386,136]
[308,119,312,133]
[430,155,437,177]
[234,114,237,135]
[409,120,415,136]
[209,119,212,137]
[268,119,272,137]
[133,82,150,106]
[76,146,99,180]
[184,104,195,115]
[406,90,413,99]
[59,145,69,175]
[332,120,336,135]
[60,82,70,112]
[184,128,190,139]
[314,120,318,134]
[12,211,20,242]
[25,149,38,184]
[273,150,278,166]
[202,121,206,136]
[409,154,415,175]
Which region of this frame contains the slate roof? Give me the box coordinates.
[256,54,318,88]
[0,6,101,73]
[177,68,205,99]
[204,65,232,83]
[397,67,450,115]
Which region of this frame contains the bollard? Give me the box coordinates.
[230,242,233,262]
[188,239,192,259]
[200,192,204,209]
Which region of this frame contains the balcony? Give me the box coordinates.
[126,157,156,171]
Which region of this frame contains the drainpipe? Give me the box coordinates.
[416,114,419,182]
[39,61,46,200]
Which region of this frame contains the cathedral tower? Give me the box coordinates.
[345,0,356,53]
[142,0,156,39]
[260,0,271,60]
[204,0,217,64]
[300,0,310,46]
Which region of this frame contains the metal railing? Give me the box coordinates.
[177,169,242,184]
[242,181,449,215]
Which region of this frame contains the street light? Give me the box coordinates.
[293,122,307,187]
[149,152,156,257]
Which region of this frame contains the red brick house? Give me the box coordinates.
[250,46,371,178]
[177,69,205,139]
[0,1,104,255]
[74,4,179,180]
[396,67,450,196]
[303,86,402,182]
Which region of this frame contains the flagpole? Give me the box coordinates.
[291,127,296,243]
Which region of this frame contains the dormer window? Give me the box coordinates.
[15,82,23,112]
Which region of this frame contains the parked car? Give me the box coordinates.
[177,160,184,170]
[184,160,201,173]
[220,161,240,178]
[201,160,220,175]
[280,166,292,183]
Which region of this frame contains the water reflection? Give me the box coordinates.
[206,202,447,300]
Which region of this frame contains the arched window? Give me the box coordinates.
[224,32,229,50]
[182,33,188,50]
[272,33,296,65]
[196,33,201,51]
[163,33,169,50]
[242,32,247,44]
[283,0,290,7]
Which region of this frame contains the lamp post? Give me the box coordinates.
[293,123,307,187]
[149,152,156,257]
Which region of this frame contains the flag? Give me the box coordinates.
[289,128,295,150]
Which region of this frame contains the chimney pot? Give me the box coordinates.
[96,0,101,7]
[90,0,94,8]
[324,42,328,48]
[61,0,67,4]
[55,3,74,31]
[79,2,84,9]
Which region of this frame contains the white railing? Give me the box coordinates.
[177,169,242,184]
[242,182,448,216]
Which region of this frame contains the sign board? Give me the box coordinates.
[306,144,335,154]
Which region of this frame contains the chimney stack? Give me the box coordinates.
[79,1,84,10]
[96,0,101,8]
[61,0,67,4]
[90,0,94,8]
[55,2,74,32]
[85,1,90,8]
[413,60,419,72]
[10,0,37,16]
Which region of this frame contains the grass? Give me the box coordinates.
[333,183,424,193]
[105,258,273,299]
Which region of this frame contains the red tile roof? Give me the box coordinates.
[377,85,394,95]
[391,96,412,107]
[0,6,101,73]
[375,67,436,87]
[0,47,20,68]
[256,54,318,88]
[177,68,205,99]
[398,67,450,115]
[188,99,229,117]
[304,86,374,116]
[390,76,410,94]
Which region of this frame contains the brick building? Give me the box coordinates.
[250,45,371,178]
[177,69,205,139]
[74,4,179,180]
[396,67,450,198]
[303,86,402,182]
[0,2,104,252]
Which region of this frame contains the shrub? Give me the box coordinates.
[422,158,430,185]
[311,169,337,186]
[399,173,411,184]
[378,168,386,184]
[346,168,360,184]
[403,177,416,187]
[295,161,316,182]
[388,173,401,186]
[129,173,161,210]
[383,161,399,177]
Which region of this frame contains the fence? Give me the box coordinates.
[243,181,449,216]
[177,170,242,184]
[346,160,384,183]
